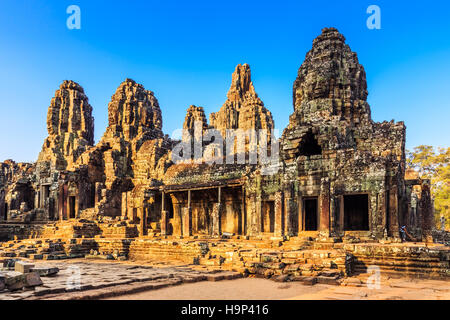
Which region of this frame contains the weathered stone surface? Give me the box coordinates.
[183,105,208,134]
[15,260,34,273]
[210,64,274,136]
[38,80,94,170]
[31,267,59,277]
[4,271,43,290]
[106,78,163,141]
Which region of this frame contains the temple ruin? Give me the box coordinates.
[1,28,448,282]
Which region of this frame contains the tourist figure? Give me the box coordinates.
[399,225,407,242]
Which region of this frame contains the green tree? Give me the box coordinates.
[406,146,450,230]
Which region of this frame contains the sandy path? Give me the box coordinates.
[105,277,450,300]
[105,278,330,300]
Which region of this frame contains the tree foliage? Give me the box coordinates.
[406,146,450,229]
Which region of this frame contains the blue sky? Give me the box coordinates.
[0,0,449,162]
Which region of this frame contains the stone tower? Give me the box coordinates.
[38,80,94,170]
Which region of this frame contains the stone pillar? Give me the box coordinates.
[188,190,191,208]
[34,193,39,210]
[58,184,63,221]
[75,195,79,219]
[121,192,128,218]
[283,191,292,236]
[255,195,262,235]
[182,207,192,237]
[274,191,284,237]
[241,186,246,236]
[319,180,330,234]
[298,196,303,232]
[161,210,169,236]
[137,207,144,236]
[420,182,434,242]
[388,187,399,237]
[212,203,221,236]
[40,185,44,209]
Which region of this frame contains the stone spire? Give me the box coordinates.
[106,78,163,141]
[293,27,370,123]
[183,105,208,135]
[209,64,274,135]
[38,80,94,169]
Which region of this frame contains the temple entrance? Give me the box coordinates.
[69,196,76,218]
[344,194,369,231]
[303,197,318,231]
[262,201,275,233]
[88,183,96,208]
[4,203,7,220]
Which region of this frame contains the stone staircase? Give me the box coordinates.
[345,243,450,279]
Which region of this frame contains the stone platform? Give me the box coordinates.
[0,260,242,300]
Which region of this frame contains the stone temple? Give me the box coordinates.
[0,28,448,282]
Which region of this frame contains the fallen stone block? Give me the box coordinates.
[30,267,59,277]
[316,275,340,285]
[5,271,43,290]
[341,277,362,287]
[301,276,317,286]
[15,261,35,274]
[272,274,290,282]
[206,274,225,282]
[4,272,27,291]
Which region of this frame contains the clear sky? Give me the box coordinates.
[0,0,449,162]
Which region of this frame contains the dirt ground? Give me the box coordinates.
[105,276,450,300]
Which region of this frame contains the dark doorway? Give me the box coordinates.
[88,184,96,208]
[69,196,76,218]
[166,195,174,219]
[344,194,369,231]
[304,198,318,231]
[297,131,322,157]
[4,203,8,220]
[262,201,275,233]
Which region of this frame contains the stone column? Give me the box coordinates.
[274,191,284,237]
[319,180,330,234]
[298,196,303,232]
[420,182,434,242]
[34,193,39,210]
[283,190,293,236]
[241,186,246,236]
[121,192,128,218]
[161,210,169,236]
[339,195,345,232]
[75,195,79,218]
[138,207,145,236]
[255,195,262,235]
[40,185,44,209]
[388,187,399,237]
[212,203,221,236]
[182,207,192,237]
